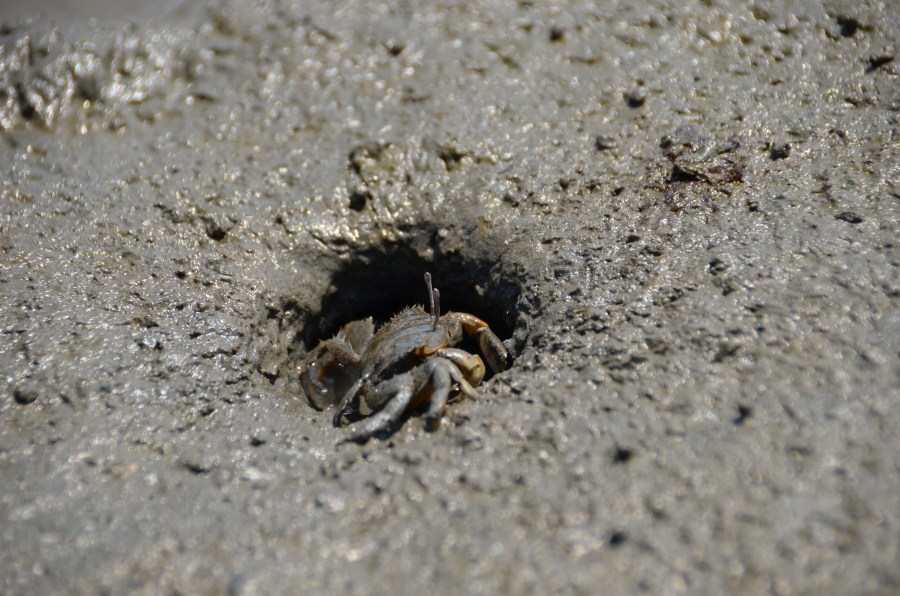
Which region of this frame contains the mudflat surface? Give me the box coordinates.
[1,1,898,593]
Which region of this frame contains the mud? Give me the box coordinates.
[1,0,898,593]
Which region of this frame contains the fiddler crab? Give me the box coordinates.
[298,273,511,442]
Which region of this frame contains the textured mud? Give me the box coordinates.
[1,1,898,593]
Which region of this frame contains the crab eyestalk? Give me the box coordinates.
[425,273,434,312]
[424,272,440,330]
[432,289,441,330]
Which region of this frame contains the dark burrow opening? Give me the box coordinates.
[300,242,522,356]
[292,237,526,418]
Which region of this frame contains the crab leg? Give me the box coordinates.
[424,358,481,431]
[333,372,369,426]
[349,382,415,442]
[436,348,485,387]
[444,360,479,399]
[423,361,453,431]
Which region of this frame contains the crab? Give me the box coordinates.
[298,273,511,441]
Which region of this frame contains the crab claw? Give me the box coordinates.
[448,312,511,374]
[474,327,510,374]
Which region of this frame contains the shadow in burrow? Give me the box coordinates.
[285,232,531,418]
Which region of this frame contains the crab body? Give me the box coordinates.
[298,274,510,441]
[364,306,456,381]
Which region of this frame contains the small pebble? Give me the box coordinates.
[835,211,863,224]
[594,135,617,150]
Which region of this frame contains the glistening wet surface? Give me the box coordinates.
[1,1,898,593]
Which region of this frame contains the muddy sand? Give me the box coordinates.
[1,1,898,593]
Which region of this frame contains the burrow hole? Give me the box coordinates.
[293,239,525,410]
[301,244,521,354]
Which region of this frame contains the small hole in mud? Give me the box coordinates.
[294,238,525,414]
[301,245,520,351]
[733,404,753,426]
[608,531,627,548]
[836,16,861,38]
[612,446,635,465]
[348,190,369,211]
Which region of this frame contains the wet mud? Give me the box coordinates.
[1,1,898,593]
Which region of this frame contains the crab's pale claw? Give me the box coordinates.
[474,327,509,374]
[451,312,511,374]
[298,346,335,411]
